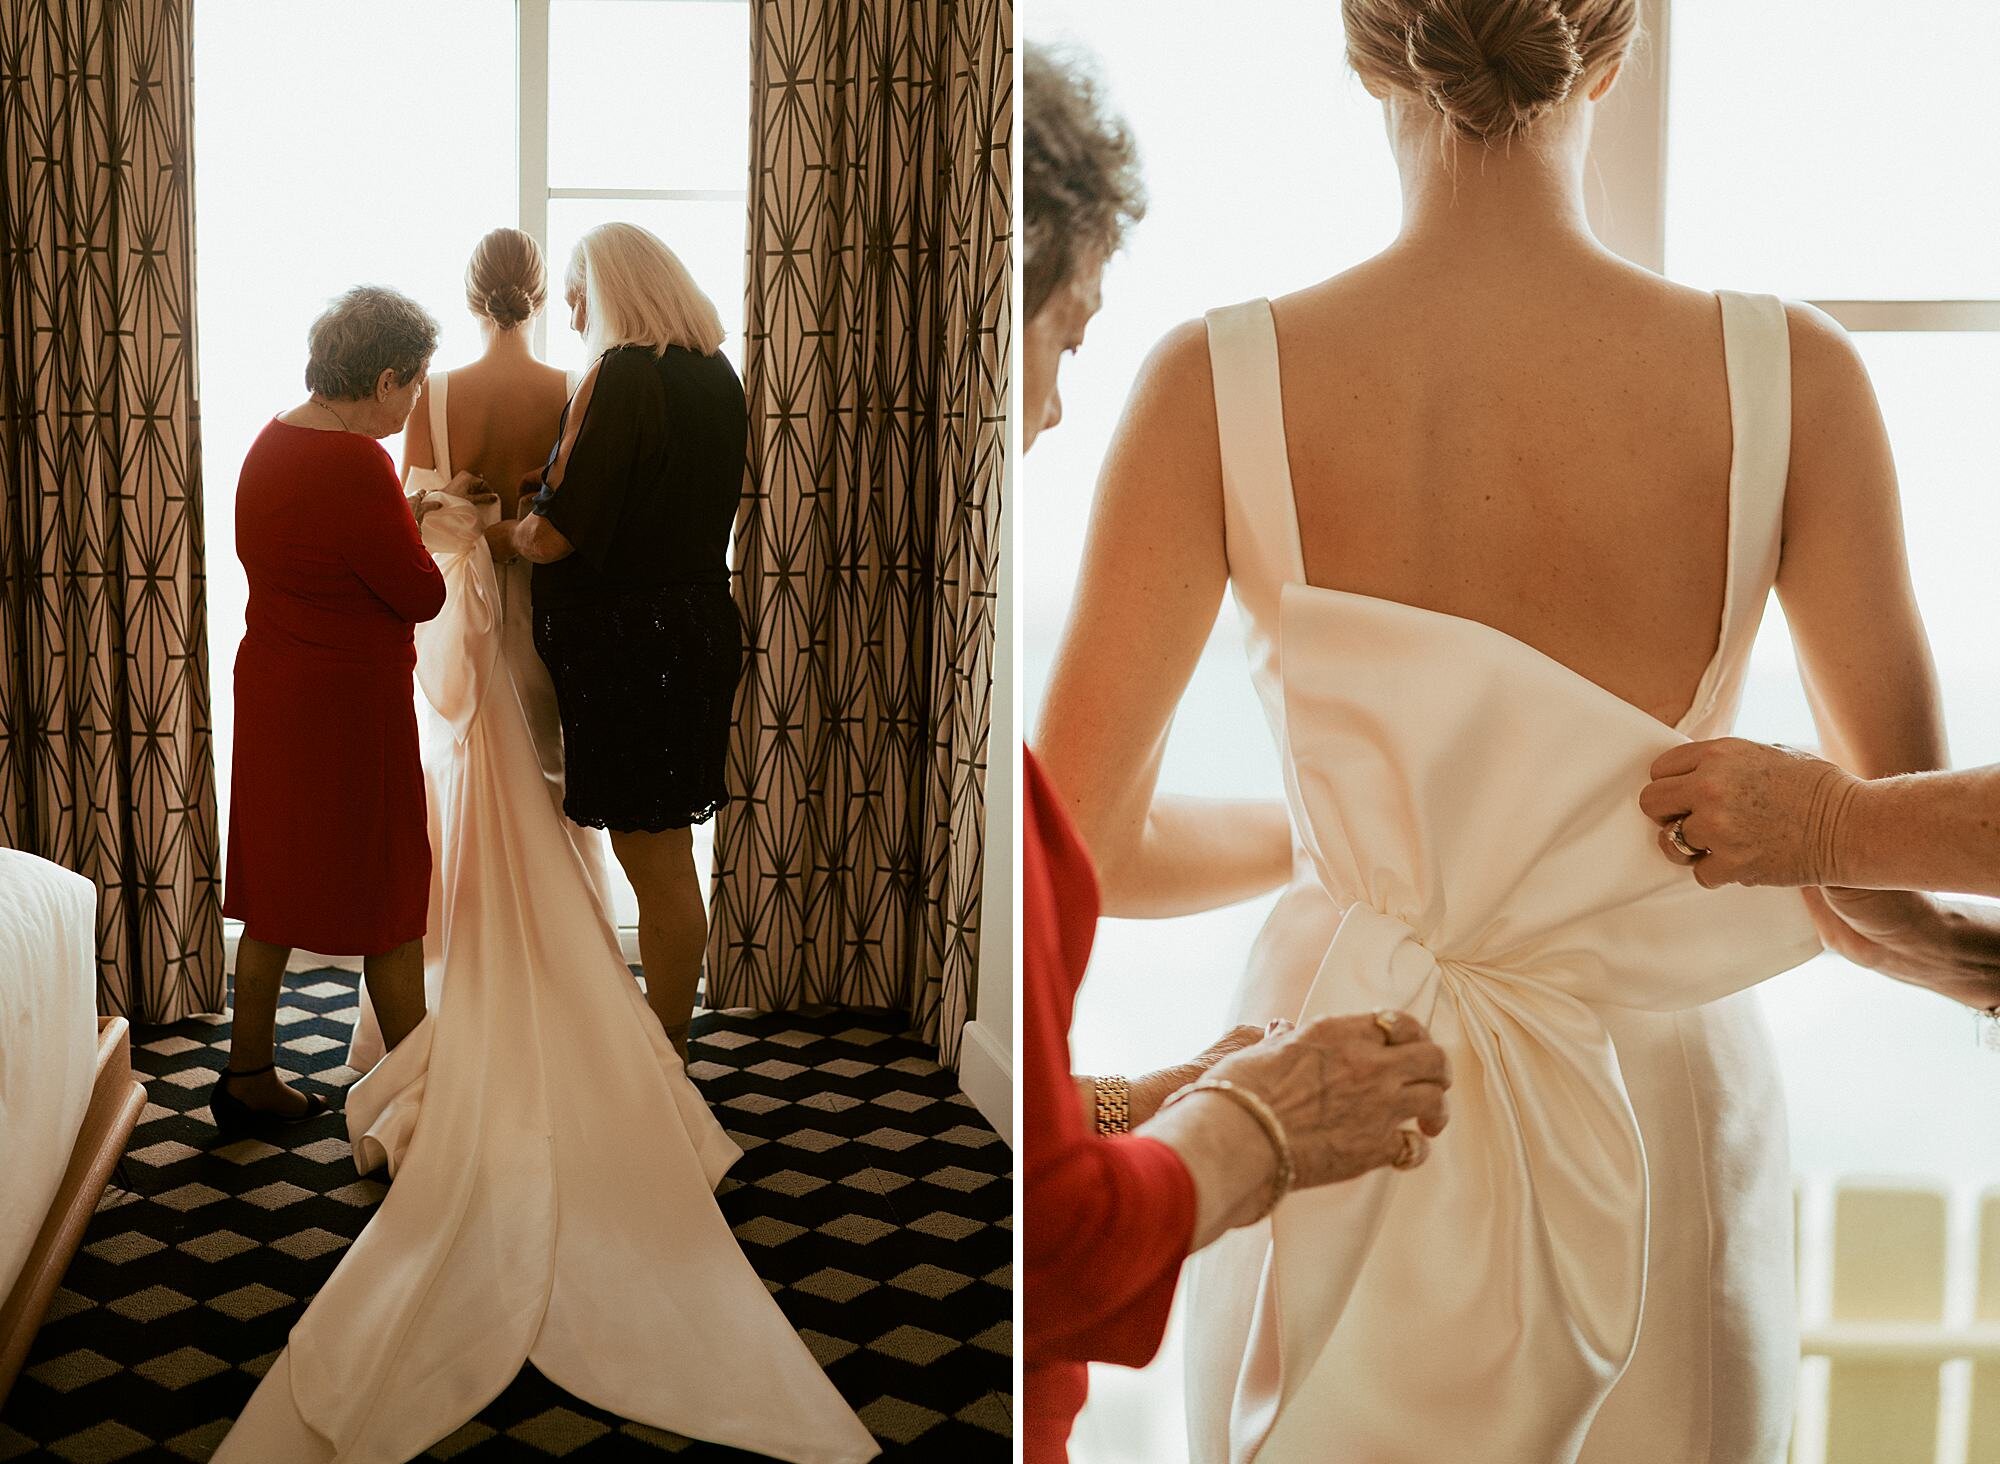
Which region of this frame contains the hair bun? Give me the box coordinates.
[465,228,548,330]
[484,284,535,328]
[1404,0,1584,143]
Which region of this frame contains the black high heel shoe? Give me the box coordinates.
[209,1061,331,1138]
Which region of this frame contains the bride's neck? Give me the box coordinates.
[1389,102,1601,258]
[479,322,538,361]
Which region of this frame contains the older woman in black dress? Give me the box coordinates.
[497,222,744,1061]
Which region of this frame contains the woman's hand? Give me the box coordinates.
[483,521,521,565]
[1207,1012,1450,1190]
[442,469,489,500]
[1147,1010,1452,1248]
[1804,887,2000,1011]
[1640,738,1861,889]
[1112,1024,1267,1127]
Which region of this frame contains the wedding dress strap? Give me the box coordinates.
[1679,292,1791,729]
[1207,299,1308,597]
[427,369,452,480]
[1716,292,1790,629]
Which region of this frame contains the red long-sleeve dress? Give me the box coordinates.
[1024,749,1198,1462]
[222,419,445,955]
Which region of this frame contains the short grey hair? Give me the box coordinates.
[303,286,439,401]
[1025,43,1145,321]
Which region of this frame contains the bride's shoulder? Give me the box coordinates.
[1123,317,1220,428]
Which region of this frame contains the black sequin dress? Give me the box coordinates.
[529,344,746,832]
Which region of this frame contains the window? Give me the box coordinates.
[195,0,750,930]
[1023,3,2000,1460]
[530,0,751,375]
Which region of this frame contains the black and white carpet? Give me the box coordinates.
[0,968,1012,1461]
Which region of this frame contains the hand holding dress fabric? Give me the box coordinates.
[482,520,522,564]
[1200,1014,1451,1187]
[1640,737,1859,888]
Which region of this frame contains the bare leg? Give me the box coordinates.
[362,937,427,1052]
[609,827,706,1061]
[227,936,317,1116]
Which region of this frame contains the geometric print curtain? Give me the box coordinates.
[709,0,1012,1065]
[0,0,225,1021]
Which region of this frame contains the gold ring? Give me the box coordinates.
[1373,1008,1404,1043]
[1668,818,1707,860]
[1391,1126,1427,1170]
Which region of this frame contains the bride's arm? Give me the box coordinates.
[1036,321,1293,919]
[1773,303,1947,779]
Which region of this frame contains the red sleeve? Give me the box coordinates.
[342,446,445,623]
[1022,756,1198,1371]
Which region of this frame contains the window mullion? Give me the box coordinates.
[518,0,552,357]
[1808,301,2000,334]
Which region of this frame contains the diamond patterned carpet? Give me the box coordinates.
[0,969,1012,1461]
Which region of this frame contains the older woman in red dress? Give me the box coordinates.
[217,285,481,1134]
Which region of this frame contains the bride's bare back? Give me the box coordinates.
[407,343,569,517]
[1273,247,1734,726]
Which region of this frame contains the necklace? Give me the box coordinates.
[311,395,352,433]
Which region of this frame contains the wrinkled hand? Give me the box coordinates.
[1189,1023,1265,1073]
[442,469,490,500]
[1802,885,2000,1011]
[1640,738,1859,889]
[483,520,521,564]
[1123,1025,1267,1127]
[1206,1011,1451,1189]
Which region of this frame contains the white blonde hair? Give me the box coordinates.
[566,221,726,359]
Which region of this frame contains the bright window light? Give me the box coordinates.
[1666,0,2000,299]
[548,0,751,195]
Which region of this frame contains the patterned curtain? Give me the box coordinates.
[0,0,224,1021]
[710,0,1012,1064]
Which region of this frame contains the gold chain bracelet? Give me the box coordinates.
[1094,1074,1132,1135]
[1161,1077,1295,1219]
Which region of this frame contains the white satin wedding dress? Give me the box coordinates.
[1182,294,1823,1464]
[216,373,879,1464]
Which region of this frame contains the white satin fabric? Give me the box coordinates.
[1183,295,1822,1464]
[216,373,878,1464]
[0,850,97,1305]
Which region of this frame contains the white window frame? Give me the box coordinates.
[1593,0,2000,335]
[514,0,753,359]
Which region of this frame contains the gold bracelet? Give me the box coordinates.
[1161,1078,1295,1219]
[1094,1074,1132,1135]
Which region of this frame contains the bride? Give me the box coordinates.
[215,228,879,1463]
[1034,2,1945,1461]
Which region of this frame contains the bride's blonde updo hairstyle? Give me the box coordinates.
[466,227,547,330]
[1344,0,1639,145]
